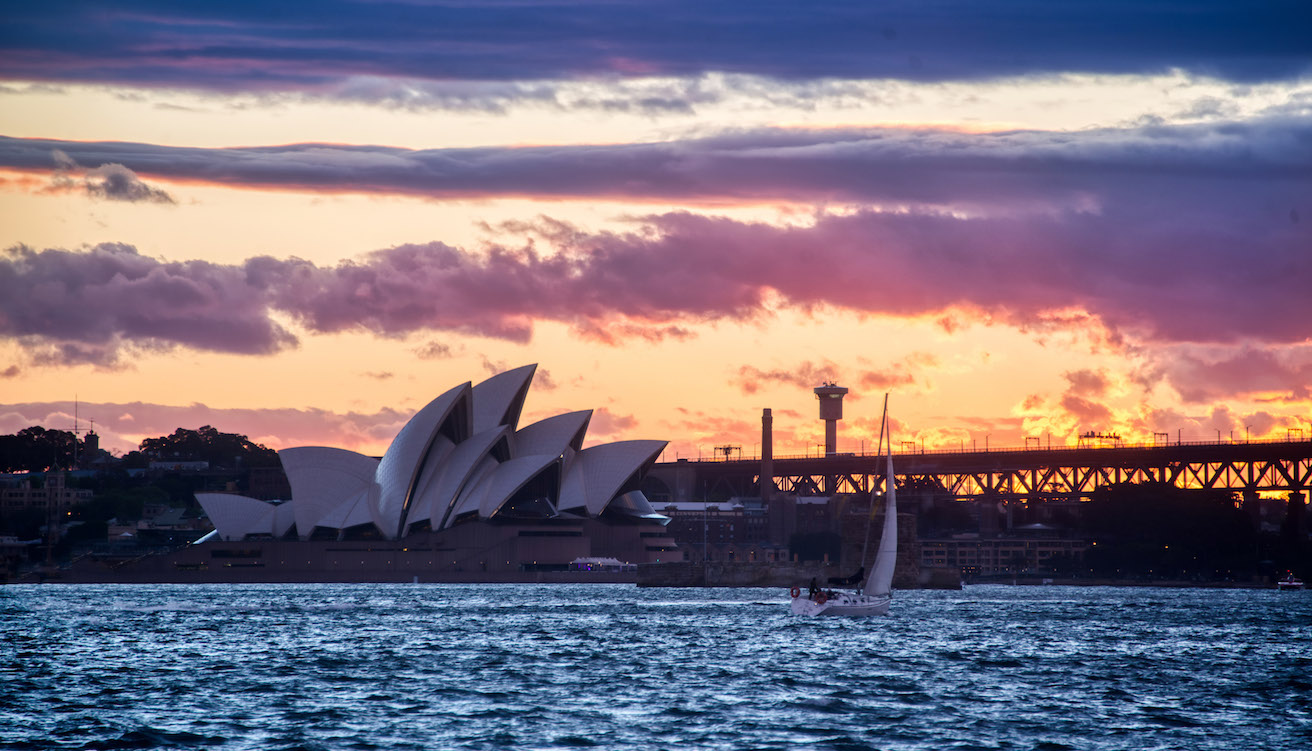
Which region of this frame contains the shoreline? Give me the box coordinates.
[7,569,1289,590]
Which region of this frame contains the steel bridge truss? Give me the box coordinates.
[914,455,1312,501]
[678,442,1312,503]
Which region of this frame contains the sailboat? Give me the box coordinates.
[791,398,897,617]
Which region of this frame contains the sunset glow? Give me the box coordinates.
[2,2,1309,460]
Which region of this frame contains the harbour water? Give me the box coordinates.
[3,584,1309,750]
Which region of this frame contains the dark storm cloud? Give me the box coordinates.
[1,2,1309,92]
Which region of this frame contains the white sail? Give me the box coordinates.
[863,449,897,597]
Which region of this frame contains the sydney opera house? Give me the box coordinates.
[91,365,680,582]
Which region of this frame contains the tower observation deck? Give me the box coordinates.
[814,382,848,457]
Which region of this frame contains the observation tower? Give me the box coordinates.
[814,382,848,457]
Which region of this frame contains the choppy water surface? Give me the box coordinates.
[2,584,1309,750]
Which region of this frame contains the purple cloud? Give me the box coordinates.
[414,340,456,360]
[2,125,1306,344]
[0,243,297,366]
[1143,346,1312,404]
[84,163,175,203]
[2,2,1308,94]
[736,361,842,395]
[4,119,1309,212]
[46,150,176,204]
[1064,369,1111,398]
[4,185,1310,370]
[532,368,558,392]
[587,407,637,439]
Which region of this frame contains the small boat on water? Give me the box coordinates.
[790,396,896,617]
[1277,573,1304,591]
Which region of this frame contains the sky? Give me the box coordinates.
[1,1,1310,461]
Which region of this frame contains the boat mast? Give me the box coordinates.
[859,393,889,568]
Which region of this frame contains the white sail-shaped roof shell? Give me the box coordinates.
[559,440,668,515]
[278,447,380,540]
[314,486,376,533]
[472,453,561,519]
[196,494,300,540]
[272,500,297,537]
[412,426,510,532]
[447,455,501,523]
[514,410,591,458]
[394,434,456,529]
[197,493,274,541]
[606,490,668,521]
[471,364,536,433]
[374,382,470,539]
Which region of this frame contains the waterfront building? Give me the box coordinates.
[0,470,92,513]
[919,532,1089,579]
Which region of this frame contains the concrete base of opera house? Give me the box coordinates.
[52,518,679,584]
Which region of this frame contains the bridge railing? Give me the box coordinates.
[662,434,1312,464]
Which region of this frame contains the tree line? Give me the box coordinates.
[0,424,279,473]
[0,425,282,546]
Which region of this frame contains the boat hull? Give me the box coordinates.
[790,592,890,617]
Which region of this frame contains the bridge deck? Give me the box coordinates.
[650,440,1312,501]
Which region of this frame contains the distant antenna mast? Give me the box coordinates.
[61,395,95,468]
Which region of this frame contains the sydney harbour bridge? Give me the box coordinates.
[647,438,1312,504]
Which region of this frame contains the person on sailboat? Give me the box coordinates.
[807,577,820,599]
[828,566,865,587]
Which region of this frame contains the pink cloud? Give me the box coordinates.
[1143,345,1312,403]
[414,340,456,360]
[859,353,938,392]
[586,407,637,440]
[532,368,558,391]
[4,194,1309,372]
[1059,394,1114,430]
[1064,368,1110,398]
[736,361,842,395]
